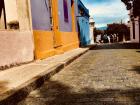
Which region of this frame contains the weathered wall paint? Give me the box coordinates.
[60,0,79,52]
[0,0,34,68]
[58,0,72,32]
[61,32,79,51]
[76,0,90,46]
[78,17,90,46]
[0,31,34,67]
[130,17,140,43]
[31,0,79,60]
[16,0,31,31]
[30,0,51,30]
[33,30,55,59]
[4,0,18,23]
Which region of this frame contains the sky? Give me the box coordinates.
[81,0,129,28]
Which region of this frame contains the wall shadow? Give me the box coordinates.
[129,66,140,74]
[136,51,140,53]
[90,43,140,50]
[20,80,140,105]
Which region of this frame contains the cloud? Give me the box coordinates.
[81,0,129,27]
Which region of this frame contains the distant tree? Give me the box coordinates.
[121,0,140,17]
[106,23,130,41]
[94,28,104,36]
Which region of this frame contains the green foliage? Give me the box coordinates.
[94,28,104,36]
[106,23,130,36]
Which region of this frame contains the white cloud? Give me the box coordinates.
[82,0,129,27]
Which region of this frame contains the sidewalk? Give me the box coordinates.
[0,48,89,105]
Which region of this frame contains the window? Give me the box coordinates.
[0,0,19,30]
[63,0,69,22]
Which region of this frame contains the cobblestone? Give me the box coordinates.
[18,44,140,105]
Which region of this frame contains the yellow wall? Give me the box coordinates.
[34,30,79,59]
[33,30,56,59]
[60,32,79,52]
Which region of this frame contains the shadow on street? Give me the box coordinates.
[19,79,140,105]
[129,66,140,74]
[91,43,140,50]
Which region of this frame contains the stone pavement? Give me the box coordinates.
[0,48,89,105]
[18,44,140,105]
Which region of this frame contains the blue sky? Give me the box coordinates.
[81,0,129,28]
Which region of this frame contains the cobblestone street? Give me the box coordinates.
[19,44,140,105]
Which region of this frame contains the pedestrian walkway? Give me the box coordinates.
[0,48,89,105]
[18,44,140,105]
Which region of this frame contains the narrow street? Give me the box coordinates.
[19,44,140,105]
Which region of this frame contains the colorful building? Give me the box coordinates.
[31,0,79,59]
[0,0,79,69]
[75,0,90,46]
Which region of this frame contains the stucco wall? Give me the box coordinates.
[17,0,32,31]
[0,31,34,67]
[78,17,90,46]
[130,17,140,43]
[30,0,51,30]
[58,0,72,32]
[4,0,18,23]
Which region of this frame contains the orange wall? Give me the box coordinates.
[33,0,79,60]
[60,31,79,52]
[33,30,56,59]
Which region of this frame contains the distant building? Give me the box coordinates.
[89,17,95,44]
[129,9,140,43]
[75,0,90,46]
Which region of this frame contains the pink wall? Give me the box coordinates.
[130,16,140,43]
[0,31,34,68]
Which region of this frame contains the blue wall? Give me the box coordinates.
[78,17,90,46]
[76,0,90,46]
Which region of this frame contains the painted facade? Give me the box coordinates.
[76,0,90,46]
[0,0,91,68]
[0,0,34,68]
[129,9,140,43]
[31,0,79,59]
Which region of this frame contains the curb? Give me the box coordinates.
[0,48,89,105]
